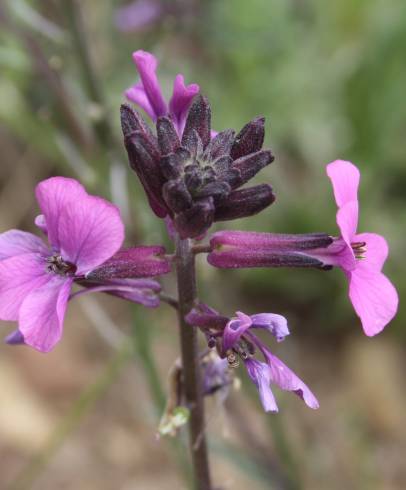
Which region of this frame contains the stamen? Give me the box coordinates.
[351,241,367,260]
[226,350,240,368]
[46,255,77,276]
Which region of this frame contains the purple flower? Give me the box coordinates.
[322,160,398,335]
[115,0,163,33]
[125,50,199,136]
[0,177,170,352]
[208,160,398,336]
[186,304,318,412]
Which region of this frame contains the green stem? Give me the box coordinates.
[175,236,213,490]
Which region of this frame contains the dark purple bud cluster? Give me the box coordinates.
[121,95,275,238]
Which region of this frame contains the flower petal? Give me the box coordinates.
[348,269,398,336]
[336,200,358,245]
[131,50,167,119]
[169,74,199,135]
[35,177,87,250]
[326,160,360,208]
[244,358,278,412]
[125,83,156,120]
[19,276,73,352]
[250,313,290,342]
[57,195,125,274]
[0,253,50,320]
[0,230,48,260]
[355,232,388,272]
[261,347,319,409]
[222,311,252,353]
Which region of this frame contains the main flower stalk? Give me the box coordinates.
[175,235,212,490]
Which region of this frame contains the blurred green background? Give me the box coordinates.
[0,1,405,489]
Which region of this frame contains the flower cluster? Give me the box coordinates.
[122,50,275,239]
[0,49,398,417]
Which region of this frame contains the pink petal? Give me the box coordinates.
[262,348,319,409]
[35,177,87,250]
[57,195,125,274]
[244,358,278,412]
[19,276,73,352]
[354,232,388,272]
[0,230,48,260]
[34,214,48,235]
[336,200,358,244]
[222,311,252,353]
[348,269,398,336]
[132,50,168,119]
[169,74,199,135]
[125,83,156,120]
[0,254,50,321]
[326,160,360,208]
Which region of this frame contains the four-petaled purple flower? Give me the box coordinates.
[186,304,318,412]
[0,177,171,352]
[208,160,398,336]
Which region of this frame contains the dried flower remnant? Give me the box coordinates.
[186,304,318,412]
[0,177,170,352]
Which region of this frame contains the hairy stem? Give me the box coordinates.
[175,236,212,490]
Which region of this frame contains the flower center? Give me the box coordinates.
[351,241,367,260]
[46,254,77,276]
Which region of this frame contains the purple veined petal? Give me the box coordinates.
[169,74,200,135]
[244,358,278,412]
[0,253,50,321]
[115,0,162,33]
[18,276,73,353]
[222,311,252,353]
[0,230,48,260]
[250,313,290,342]
[35,214,47,235]
[348,268,398,337]
[326,160,360,208]
[260,345,319,410]
[132,50,168,120]
[354,232,388,273]
[5,329,24,345]
[57,194,125,274]
[125,83,156,121]
[35,177,87,251]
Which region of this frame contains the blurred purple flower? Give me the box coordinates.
[186,304,318,412]
[115,0,163,33]
[0,177,170,352]
[125,50,199,136]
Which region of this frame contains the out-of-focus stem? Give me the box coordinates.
[175,236,212,490]
[63,0,113,147]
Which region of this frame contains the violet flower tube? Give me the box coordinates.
[186,303,318,412]
[0,177,171,352]
[208,160,398,336]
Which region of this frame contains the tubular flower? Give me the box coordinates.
[207,160,398,336]
[125,50,199,136]
[0,177,171,352]
[121,94,275,238]
[186,304,318,412]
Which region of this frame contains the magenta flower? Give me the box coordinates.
[186,304,318,412]
[323,160,398,336]
[125,50,199,136]
[0,177,170,352]
[208,160,398,336]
